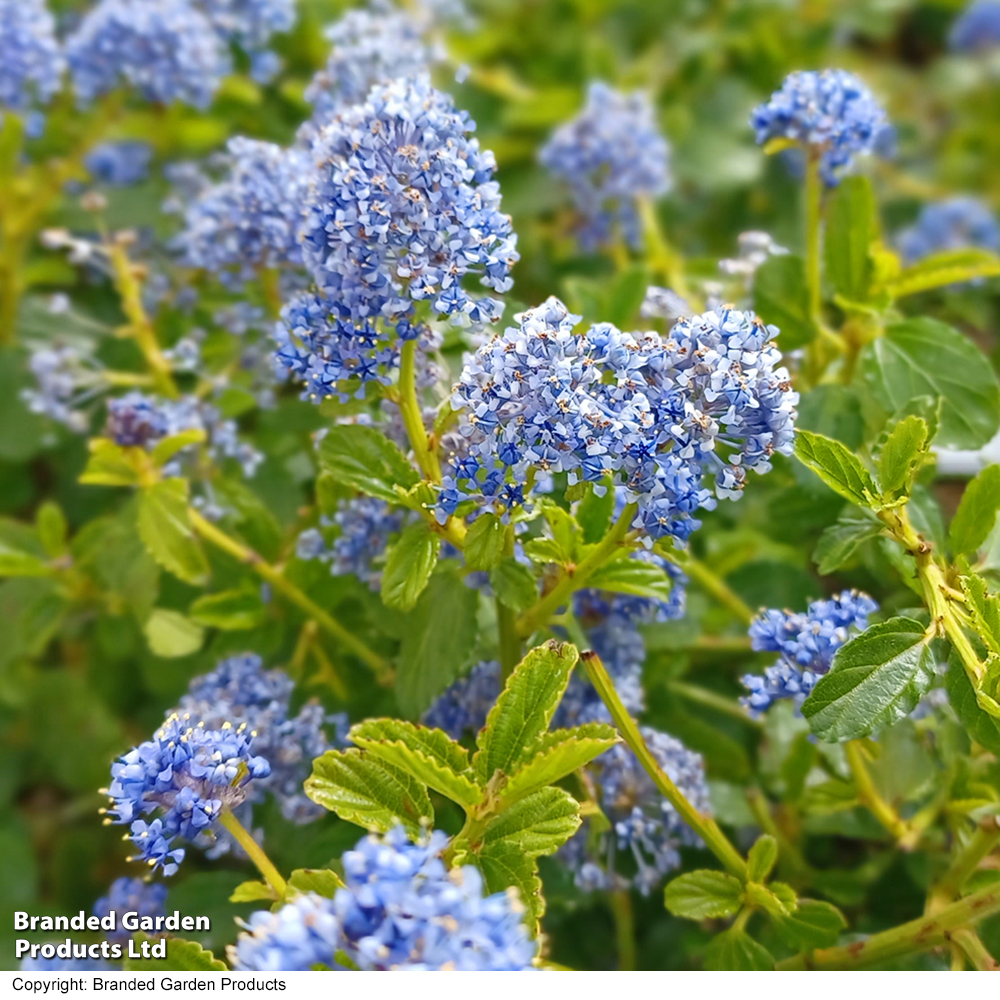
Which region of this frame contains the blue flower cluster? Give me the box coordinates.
[93,878,168,944]
[176,653,348,825]
[172,138,310,288]
[297,497,407,590]
[751,70,889,185]
[442,297,797,542]
[950,0,1000,51]
[540,82,671,249]
[741,590,879,714]
[0,0,64,117]
[561,727,709,896]
[898,197,1000,267]
[197,0,294,54]
[422,659,501,738]
[22,341,101,433]
[103,713,271,875]
[231,826,537,970]
[85,142,153,187]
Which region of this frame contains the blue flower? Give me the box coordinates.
[85,142,153,186]
[197,0,295,53]
[422,659,501,738]
[741,590,879,714]
[0,0,65,116]
[231,826,537,971]
[103,714,271,875]
[751,70,889,185]
[950,0,1000,51]
[898,198,1000,276]
[67,0,230,109]
[93,878,168,944]
[540,82,671,249]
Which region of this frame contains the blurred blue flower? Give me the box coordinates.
[93,877,168,944]
[950,0,1000,51]
[86,142,152,186]
[0,0,65,116]
[898,197,1000,273]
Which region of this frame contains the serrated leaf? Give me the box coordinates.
[348,718,481,808]
[877,415,929,500]
[814,511,881,574]
[474,640,579,782]
[481,786,581,858]
[961,575,1000,656]
[523,537,567,565]
[825,176,877,304]
[887,248,1000,298]
[305,748,433,836]
[0,542,51,577]
[795,430,879,507]
[704,928,775,971]
[79,438,142,487]
[137,479,210,586]
[753,253,816,350]
[747,834,778,884]
[143,608,204,658]
[497,723,618,806]
[149,428,206,468]
[802,618,936,741]
[489,558,537,613]
[229,880,276,903]
[396,568,479,717]
[745,881,790,917]
[381,521,439,612]
[663,870,744,919]
[950,466,1000,557]
[860,318,1000,450]
[464,513,507,571]
[587,555,674,602]
[35,502,67,558]
[318,424,419,503]
[772,899,847,951]
[946,653,1000,754]
[124,936,227,971]
[288,868,344,898]
[475,841,545,934]
[189,588,267,630]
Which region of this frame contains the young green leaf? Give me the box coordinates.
[489,558,538,613]
[463,513,507,571]
[753,253,816,350]
[577,478,615,543]
[886,248,1000,299]
[480,786,581,858]
[137,478,210,586]
[663,870,744,920]
[189,588,267,630]
[772,899,847,951]
[381,521,440,612]
[795,430,879,507]
[945,653,1000,754]
[79,438,142,487]
[348,718,481,808]
[35,502,67,559]
[950,465,1000,557]
[123,936,227,971]
[802,618,936,741]
[876,414,929,501]
[703,928,775,971]
[474,640,579,781]
[745,882,791,917]
[288,868,345,898]
[825,175,877,304]
[149,428,206,468]
[747,834,778,884]
[813,511,881,574]
[586,555,674,602]
[0,543,51,577]
[305,748,433,836]
[318,424,419,503]
[229,880,276,903]
[143,608,204,658]
[961,575,1000,656]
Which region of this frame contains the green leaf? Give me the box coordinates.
[79,438,142,487]
[0,542,51,577]
[149,428,206,468]
[144,608,205,658]
[802,618,936,741]
[124,936,227,971]
[747,834,778,884]
[825,175,877,303]
[753,253,816,350]
[229,880,276,903]
[481,786,581,858]
[814,511,881,574]
[475,841,545,934]
[887,248,1000,298]
[860,318,1000,450]
[961,575,1000,656]
[876,415,929,501]
[772,899,847,951]
[318,424,419,503]
[497,723,618,806]
[577,478,615,544]
[348,718,481,808]
[305,748,433,836]
[396,568,479,717]
[489,558,538,613]
[35,502,68,558]
[663,869,744,919]
[587,555,674,602]
[950,466,1000,557]
[745,882,791,917]
[704,928,775,971]
[464,513,507,571]
[189,588,267,630]
[794,430,879,507]
[474,640,579,782]
[137,479,210,586]
[381,521,440,611]
[945,654,1000,754]
[605,264,649,328]
[288,868,345,898]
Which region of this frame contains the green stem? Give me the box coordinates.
[804,151,823,329]
[610,889,637,971]
[517,503,638,638]
[188,507,393,682]
[218,809,286,897]
[745,788,814,883]
[497,525,521,684]
[398,338,440,481]
[676,554,754,626]
[776,880,1000,970]
[637,196,692,303]
[951,928,999,971]
[581,649,747,879]
[259,266,283,320]
[667,680,762,727]
[928,819,1000,915]
[845,740,914,845]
